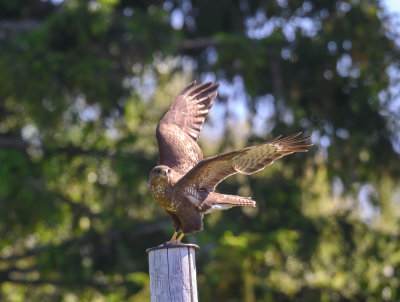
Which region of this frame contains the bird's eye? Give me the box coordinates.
[167,169,171,174]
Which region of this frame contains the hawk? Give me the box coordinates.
[148,81,311,244]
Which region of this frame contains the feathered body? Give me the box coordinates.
[148,82,311,240]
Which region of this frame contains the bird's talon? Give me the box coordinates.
[163,240,183,245]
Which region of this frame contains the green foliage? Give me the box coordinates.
[0,0,400,301]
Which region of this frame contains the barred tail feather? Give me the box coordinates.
[200,192,256,214]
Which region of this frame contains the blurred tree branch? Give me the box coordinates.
[0,134,149,160]
[0,20,43,33]
[0,220,169,263]
[178,37,222,51]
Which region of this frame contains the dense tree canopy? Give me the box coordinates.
[1,0,400,301]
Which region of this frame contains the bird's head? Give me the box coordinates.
[148,165,172,187]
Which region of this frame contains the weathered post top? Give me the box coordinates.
[147,244,200,302]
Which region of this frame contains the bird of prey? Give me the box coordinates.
[148,81,311,244]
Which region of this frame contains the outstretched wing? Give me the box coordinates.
[175,133,312,192]
[156,81,220,175]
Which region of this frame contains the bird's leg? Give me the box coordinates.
[161,231,183,246]
[177,233,184,243]
[170,231,178,241]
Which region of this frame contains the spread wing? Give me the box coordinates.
[175,133,312,192]
[156,81,220,175]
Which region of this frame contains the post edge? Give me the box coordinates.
[146,243,200,253]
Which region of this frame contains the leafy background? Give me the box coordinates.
[1,0,400,301]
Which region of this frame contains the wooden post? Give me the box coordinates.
[146,243,200,302]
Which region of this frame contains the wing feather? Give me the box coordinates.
[156,81,220,174]
[176,133,312,192]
